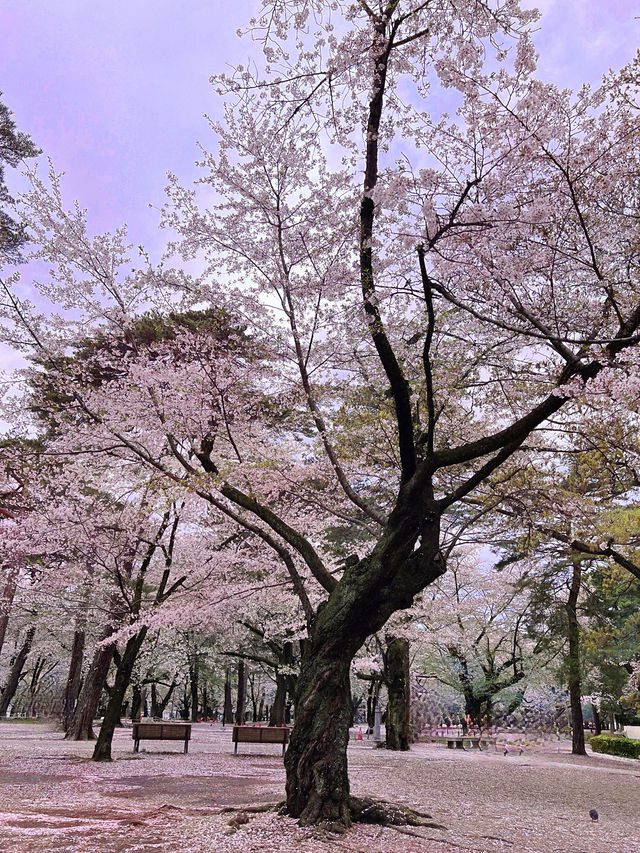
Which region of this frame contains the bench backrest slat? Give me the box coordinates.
[132,723,191,740]
[232,725,289,744]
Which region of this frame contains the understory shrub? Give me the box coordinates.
[590,735,640,759]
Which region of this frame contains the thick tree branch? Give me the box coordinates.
[360,13,416,483]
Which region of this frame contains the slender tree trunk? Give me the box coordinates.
[384,636,411,750]
[158,679,177,717]
[0,626,35,716]
[270,674,287,726]
[366,679,380,734]
[130,681,142,721]
[93,628,147,761]
[26,656,52,717]
[66,640,115,740]
[202,684,208,719]
[190,658,199,722]
[222,667,233,725]
[258,692,265,722]
[566,562,586,756]
[179,688,190,720]
[0,567,18,660]
[62,627,86,730]
[235,658,246,725]
[150,683,160,717]
[591,703,602,736]
[250,675,259,721]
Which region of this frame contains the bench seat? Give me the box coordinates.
[132,722,191,753]
[446,736,482,750]
[232,724,290,755]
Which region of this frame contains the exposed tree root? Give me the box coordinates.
[221,797,447,834]
[219,802,281,815]
[349,795,446,829]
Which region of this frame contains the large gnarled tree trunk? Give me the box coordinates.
[285,513,444,828]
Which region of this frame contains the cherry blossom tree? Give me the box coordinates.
[3,0,640,831]
[412,549,544,729]
[159,2,640,826]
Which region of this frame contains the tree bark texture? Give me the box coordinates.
[189,657,199,722]
[93,628,147,761]
[62,628,85,730]
[150,683,160,718]
[160,679,177,717]
[235,658,246,725]
[26,656,53,717]
[285,639,354,828]
[566,563,586,756]
[0,567,18,660]
[66,640,115,740]
[269,674,287,726]
[384,636,411,750]
[366,679,381,734]
[285,515,444,828]
[0,626,35,716]
[130,680,142,721]
[223,668,233,725]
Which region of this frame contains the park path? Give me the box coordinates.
[0,722,638,852]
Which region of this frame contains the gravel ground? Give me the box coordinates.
[0,721,638,853]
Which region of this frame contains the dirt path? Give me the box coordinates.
[0,722,638,852]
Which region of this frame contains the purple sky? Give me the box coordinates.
[1,0,639,256]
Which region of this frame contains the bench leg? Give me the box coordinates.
[456,740,464,749]
[234,742,238,755]
[133,739,139,753]
[184,739,189,754]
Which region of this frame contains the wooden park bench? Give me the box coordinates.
[132,721,191,754]
[446,735,483,750]
[232,724,290,756]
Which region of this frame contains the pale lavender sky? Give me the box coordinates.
[1,0,639,255]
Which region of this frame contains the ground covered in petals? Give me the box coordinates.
[1,722,638,853]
